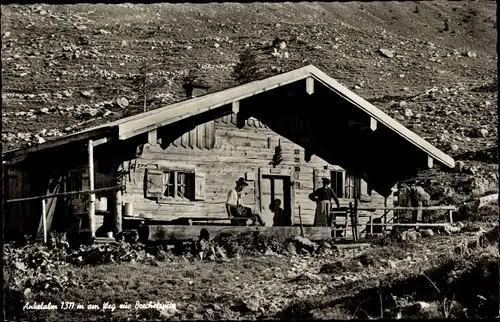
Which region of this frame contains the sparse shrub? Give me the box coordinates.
[232,47,261,84]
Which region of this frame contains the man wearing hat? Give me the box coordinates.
[309,177,340,226]
[226,177,265,226]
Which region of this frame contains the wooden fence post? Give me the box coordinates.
[41,199,47,243]
[88,140,96,238]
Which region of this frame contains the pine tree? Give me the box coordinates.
[232,47,261,84]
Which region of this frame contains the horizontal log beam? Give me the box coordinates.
[93,136,112,146]
[140,225,332,242]
[5,185,126,204]
[355,206,456,211]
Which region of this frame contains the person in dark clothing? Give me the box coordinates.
[309,178,340,226]
[270,199,292,226]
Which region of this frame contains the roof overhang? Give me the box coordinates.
[2,65,454,176]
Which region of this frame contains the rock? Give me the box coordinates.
[232,299,259,313]
[292,236,317,253]
[293,272,322,282]
[216,246,227,258]
[185,45,193,50]
[99,29,111,35]
[378,48,395,58]
[283,51,289,59]
[213,43,220,48]
[39,9,48,15]
[75,25,87,30]
[404,108,413,117]
[320,261,343,274]
[4,31,11,37]
[286,242,297,255]
[401,230,420,241]
[87,108,99,117]
[477,128,489,138]
[455,161,465,173]
[466,51,477,58]
[36,136,46,144]
[39,108,49,114]
[80,90,94,98]
[443,224,462,235]
[479,193,498,208]
[387,260,397,269]
[278,41,287,50]
[464,165,478,175]
[210,303,222,311]
[116,97,129,108]
[420,229,434,237]
[449,143,459,152]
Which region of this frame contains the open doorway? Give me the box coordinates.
[260,174,292,225]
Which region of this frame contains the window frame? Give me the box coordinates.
[160,169,195,202]
[330,170,363,200]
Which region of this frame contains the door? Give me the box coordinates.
[261,174,292,224]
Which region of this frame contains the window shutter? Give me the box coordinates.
[145,169,163,198]
[360,179,369,196]
[194,171,206,201]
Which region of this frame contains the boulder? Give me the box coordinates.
[116,97,129,108]
[455,161,465,173]
[442,224,462,235]
[378,48,395,58]
[291,236,317,253]
[401,230,421,241]
[420,229,434,237]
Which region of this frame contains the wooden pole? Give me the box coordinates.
[114,189,123,235]
[88,140,96,238]
[448,209,453,224]
[354,198,359,242]
[349,202,356,242]
[298,205,304,237]
[41,199,47,243]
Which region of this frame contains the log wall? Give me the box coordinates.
[121,112,394,225]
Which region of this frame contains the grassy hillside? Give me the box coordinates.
[1,2,497,166]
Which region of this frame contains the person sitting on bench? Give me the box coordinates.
[226,177,264,226]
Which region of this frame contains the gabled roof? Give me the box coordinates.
[3,65,455,169]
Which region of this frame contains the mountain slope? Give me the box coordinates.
[1,2,497,164]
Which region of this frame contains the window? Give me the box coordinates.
[345,173,361,199]
[330,171,362,199]
[145,168,205,202]
[330,171,344,198]
[163,171,194,200]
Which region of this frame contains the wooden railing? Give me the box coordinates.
[330,203,457,242]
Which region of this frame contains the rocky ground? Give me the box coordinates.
[4,225,498,321]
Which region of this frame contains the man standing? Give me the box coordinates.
[226,177,264,226]
[309,177,340,226]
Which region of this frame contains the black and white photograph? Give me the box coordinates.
[1,1,498,320]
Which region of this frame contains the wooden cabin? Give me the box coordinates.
[2,65,455,242]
